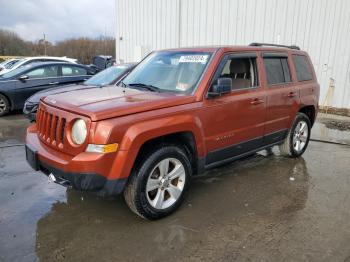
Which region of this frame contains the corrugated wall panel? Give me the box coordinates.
[116,0,350,109]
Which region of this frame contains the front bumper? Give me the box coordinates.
[25,127,128,196]
[40,158,127,196]
[23,102,38,122]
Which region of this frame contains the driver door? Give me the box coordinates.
[200,52,266,165]
[14,65,59,108]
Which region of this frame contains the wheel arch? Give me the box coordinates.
[133,131,199,174]
[111,115,206,180]
[298,105,316,126]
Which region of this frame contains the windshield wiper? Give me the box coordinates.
[127,83,160,92]
[118,81,127,88]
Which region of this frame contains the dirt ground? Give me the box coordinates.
[0,113,350,262]
[319,117,350,132]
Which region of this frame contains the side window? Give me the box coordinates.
[26,66,59,79]
[62,66,87,76]
[22,60,37,66]
[293,55,313,81]
[218,57,258,90]
[264,57,291,85]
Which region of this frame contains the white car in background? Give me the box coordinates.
[0,58,21,72]
[0,56,78,76]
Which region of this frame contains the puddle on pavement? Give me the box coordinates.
[0,113,30,144]
[312,122,350,145]
[1,115,350,261]
[31,151,312,261]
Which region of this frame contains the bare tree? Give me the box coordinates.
[0,29,116,64]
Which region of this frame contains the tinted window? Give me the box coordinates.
[62,66,87,76]
[22,59,40,66]
[264,58,291,85]
[293,55,313,81]
[26,66,59,79]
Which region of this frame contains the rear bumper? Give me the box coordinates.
[25,126,128,196]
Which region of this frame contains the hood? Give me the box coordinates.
[27,84,97,103]
[42,86,196,121]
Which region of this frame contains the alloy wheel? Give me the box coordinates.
[293,120,309,152]
[0,97,7,114]
[146,158,186,210]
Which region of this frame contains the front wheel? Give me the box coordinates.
[0,94,10,117]
[123,145,191,220]
[279,112,311,157]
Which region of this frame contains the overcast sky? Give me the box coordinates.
[0,0,116,42]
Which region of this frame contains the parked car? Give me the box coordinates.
[0,62,94,116]
[23,63,136,121]
[90,55,116,73]
[0,56,78,76]
[0,58,21,72]
[25,44,319,219]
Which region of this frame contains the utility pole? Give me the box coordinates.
[43,33,47,56]
[104,26,107,55]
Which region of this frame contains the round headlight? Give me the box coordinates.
[71,119,87,145]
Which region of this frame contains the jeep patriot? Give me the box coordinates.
[26,43,319,219]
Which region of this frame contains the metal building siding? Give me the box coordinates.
[116,0,350,109]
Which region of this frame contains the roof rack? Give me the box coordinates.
[249,42,300,50]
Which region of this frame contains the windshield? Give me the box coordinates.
[5,58,24,69]
[4,59,20,69]
[121,51,212,93]
[84,65,130,86]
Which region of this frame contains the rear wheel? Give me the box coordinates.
[0,94,10,117]
[279,112,311,157]
[123,145,191,220]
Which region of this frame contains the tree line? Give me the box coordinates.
[0,29,115,64]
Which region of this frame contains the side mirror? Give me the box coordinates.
[18,75,29,82]
[208,77,232,98]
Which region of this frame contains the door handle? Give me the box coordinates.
[49,82,59,85]
[250,98,264,105]
[287,92,295,98]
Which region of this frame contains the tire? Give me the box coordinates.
[123,145,192,220]
[279,112,311,157]
[0,94,10,117]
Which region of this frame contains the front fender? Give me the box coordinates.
[106,114,205,180]
[120,114,206,156]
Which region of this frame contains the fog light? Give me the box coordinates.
[86,143,119,153]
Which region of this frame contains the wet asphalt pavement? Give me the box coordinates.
[0,113,350,262]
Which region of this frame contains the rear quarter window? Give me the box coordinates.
[292,55,313,81]
[62,66,87,76]
[263,57,291,85]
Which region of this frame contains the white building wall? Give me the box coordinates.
[116,0,350,109]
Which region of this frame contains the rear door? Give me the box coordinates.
[201,52,266,165]
[262,52,299,144]
[14,65,60,108]
[59,65,91,85]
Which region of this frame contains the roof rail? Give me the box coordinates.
[249,42,300,50]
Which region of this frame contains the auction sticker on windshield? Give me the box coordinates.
[179,55,209,64]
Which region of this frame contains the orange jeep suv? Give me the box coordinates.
[26,43,319,219]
